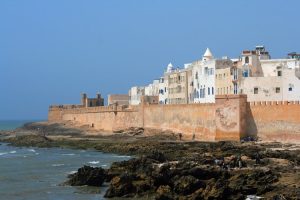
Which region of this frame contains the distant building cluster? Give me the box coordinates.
[127,46,300,105]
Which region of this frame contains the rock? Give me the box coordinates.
[66,165,106,186]
[146,150,167,162]
[155,185,173,200]
[199,178,230,199]
[104,173,136,198]
[173,175,204,195]
[115,127,144,136]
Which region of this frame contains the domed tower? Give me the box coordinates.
[166,62,174,73]
[202,48,214,61]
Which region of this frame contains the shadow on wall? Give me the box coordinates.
[246,103,257,139]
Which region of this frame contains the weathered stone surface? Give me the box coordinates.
[66,165,106,186]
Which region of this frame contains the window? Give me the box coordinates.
[245,56,249,64]
[276,87,280,93]
[254,87,258,94]
[243,70,249,77]
[200,88,202,98]
[195,72,198,79]
[234,83,238,94]
[208,87,210,95]
[289,87,293,91]
[205,67,208,75]
[212,87,214,95]
[277,71,282,76]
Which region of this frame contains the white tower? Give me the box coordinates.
[166,62,174,73]
[202,48,214,61]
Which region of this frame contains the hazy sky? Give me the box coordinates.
[0,0,299,120]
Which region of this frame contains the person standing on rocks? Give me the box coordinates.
[237,155,242,168]
[178,133,182,141]
[255,152,261,165]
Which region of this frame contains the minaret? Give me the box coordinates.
[202,48,214,61]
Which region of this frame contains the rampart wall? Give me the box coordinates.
[247,101,300,143]
[48,95,300,143]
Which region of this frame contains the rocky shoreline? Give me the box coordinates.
[1,122,300,199]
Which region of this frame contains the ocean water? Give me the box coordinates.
[0,121,131,200]
[0,143,131,200]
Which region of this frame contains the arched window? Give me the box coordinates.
[195,72,198,79]
[208,87,210,95]
[245,56,249,64]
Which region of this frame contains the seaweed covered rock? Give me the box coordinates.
[66,165,106,186]
[104,173,136,198]
[173,175,204,195]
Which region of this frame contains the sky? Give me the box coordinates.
[0,0,299,120]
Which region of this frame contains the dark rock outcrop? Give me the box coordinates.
[66,165,106,186]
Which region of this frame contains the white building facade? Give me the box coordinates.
[128,86,145,105]
[191,48,216,103]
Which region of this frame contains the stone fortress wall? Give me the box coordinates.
[48,95,300,143]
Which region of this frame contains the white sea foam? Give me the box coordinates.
[62,153,75,156]
[0,152,8,156]
[9,151,16,154]
[88,161,99,164]
[101,164,108,167]
[67,170,77,175]
[112,155,131,158]
[28,149,36,152]
[52,164,64,167]
[35,153,39,155]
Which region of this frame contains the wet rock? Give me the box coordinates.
[114,127,144,136]
[155,185,173,200]
[104,173,136,198]
[146,150,166,162]
[200,178,230,199]
[66,165,106,186]
[173,175,204,195]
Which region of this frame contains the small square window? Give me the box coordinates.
[289,87,292,91]
[254,87,258,94]
[277,71,282,76]
[276,87,280,93]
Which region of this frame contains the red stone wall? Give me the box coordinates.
[215,95,247,141]
[247,101,300,143]
[143,103,216,141]
[47,96,300,143]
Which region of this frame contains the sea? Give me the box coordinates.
[0,120,131,200]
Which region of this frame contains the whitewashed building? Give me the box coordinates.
[239,47,300,102]
[128,86,145,105]
[145,79,160,96]
[158,75,168,104]
[191,48,216,103]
